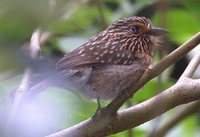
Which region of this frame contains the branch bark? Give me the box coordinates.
[148,101,200,137]
[47,32,200,137]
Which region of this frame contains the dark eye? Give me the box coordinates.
[131,25,140,34]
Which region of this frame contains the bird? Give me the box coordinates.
[28,16,167,110]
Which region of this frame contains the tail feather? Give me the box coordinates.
[26,69,79,98]
[27,78,55,97]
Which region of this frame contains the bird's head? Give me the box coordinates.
[105,16,168,56]
[59,16,168,69]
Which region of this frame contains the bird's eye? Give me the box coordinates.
[131,25,140,34]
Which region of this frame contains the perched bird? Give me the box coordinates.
[29,16,167,109]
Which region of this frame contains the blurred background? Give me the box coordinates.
[0,0,200,137]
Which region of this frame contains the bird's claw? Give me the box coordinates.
[92,97,106,119]
[92,106,105,120]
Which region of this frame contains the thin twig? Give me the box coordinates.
[4,29,51,136]
[180,45,200,78]
[149,101,200,137]
[6,68,32,124]
[30,29,42,58]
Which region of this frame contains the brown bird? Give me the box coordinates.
[29,16,167,110]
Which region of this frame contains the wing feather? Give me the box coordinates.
[56,43,137,71]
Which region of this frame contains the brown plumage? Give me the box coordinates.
[55,16,167,100]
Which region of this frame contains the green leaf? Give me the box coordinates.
[153,9,200,44]
[134,80,174,102]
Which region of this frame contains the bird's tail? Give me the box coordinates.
[26,70,77,98]
[28,78,54,96]
[26,78,57,98]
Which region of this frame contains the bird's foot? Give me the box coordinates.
[92,106,105,120]
[92,97,106,119]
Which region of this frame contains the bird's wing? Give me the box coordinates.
[56,40,137,71]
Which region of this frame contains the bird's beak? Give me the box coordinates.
[147,27,168,36]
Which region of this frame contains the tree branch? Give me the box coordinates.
[47,75,200,137]
[47,32,200,137]
[148,101,200,137]
[180,46,200,78]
